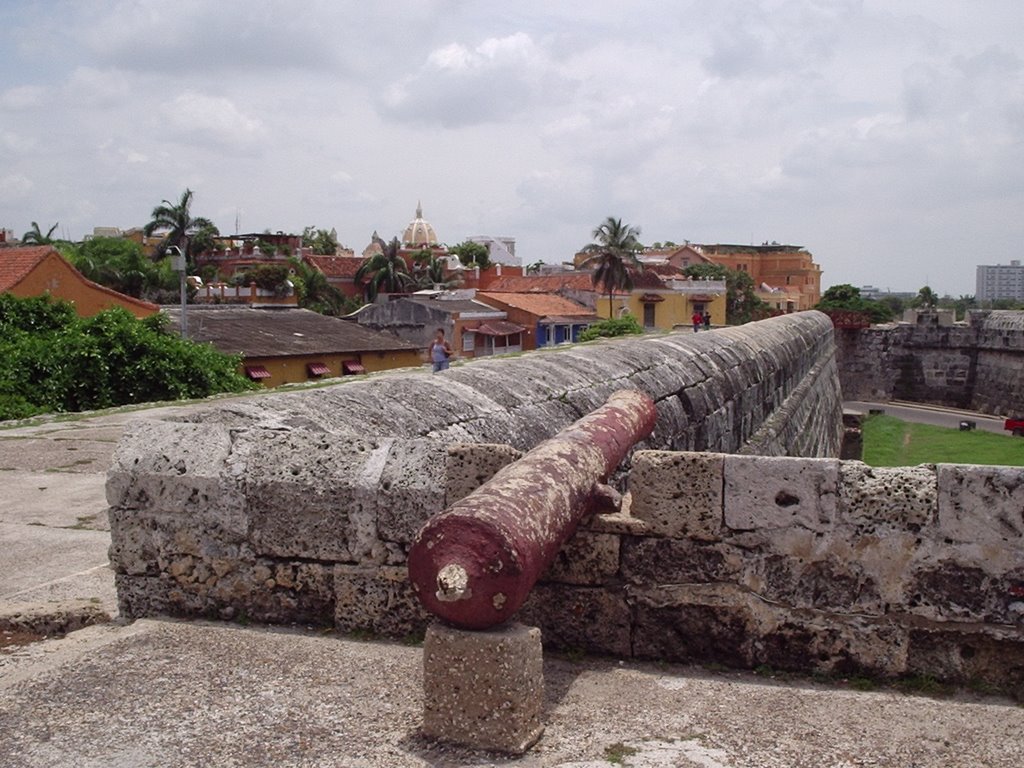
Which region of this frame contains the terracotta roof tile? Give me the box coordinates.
[304,255,364,279]
[0,246,53,291]
[477,292,596,319]
[484,274,597,293]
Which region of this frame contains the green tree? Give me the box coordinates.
[0,294,255,420]
[911,285,939,309]
[355,236,412,301]
[301,226,340,255]
[450,240,491,269]
[22,221,59,245]
[581,216,642,317]
[683,263,768,324]
[878,295,906,318]
[525,260,544,275]
[232,264,291,295]
[815,283,892,324]
[578,315,644,342]
[143,189,219,267]
[67,237,176,300]
[289,258,352,316]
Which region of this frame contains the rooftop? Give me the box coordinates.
[477,291,597,319]
[303,254,364,279]
[405,295,504,315]
[0,245,54,291]
[484,273,605,294]
[162,306,415,357]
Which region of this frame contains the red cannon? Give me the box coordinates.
[407,390,657,629]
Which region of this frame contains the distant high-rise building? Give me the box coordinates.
[976,261,1024,302]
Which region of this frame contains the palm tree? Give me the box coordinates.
[143,189,218,267]
[355,236,412,301]
[912,285,939,309]
[581,216,642,317]
[22,221,59,245]
[290,258,348,316]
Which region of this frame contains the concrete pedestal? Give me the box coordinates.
[422,621,544,754]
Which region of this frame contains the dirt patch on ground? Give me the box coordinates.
[0,627,45,651]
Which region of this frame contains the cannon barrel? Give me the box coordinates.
[408,390,657,629]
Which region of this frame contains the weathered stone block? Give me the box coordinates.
[629,583,908,676]
[106,420,247,535]
[838,461,937,529]
[422,622,544,754]
[115,559,335,625]
[724,455,838,532]
[518,583,631,656]
[628,451,723,540]
[542,530,620,586]
[334,564,429,637]
[906,623,1024,698]
[620,536,739,585]
[443,442,522,504]
[107,508,245,577]
[937,464,1024,546]
[748,553,884,614]
[376,439,449,544]
[908,560,1024,624]
[242,430,384,561]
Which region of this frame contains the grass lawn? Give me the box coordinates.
[862,414,1024,467]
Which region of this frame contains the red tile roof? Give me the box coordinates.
[631,269,669,289]
[484,274,598,293]
[304,255,364,279]
[0,246,53,291]
[477,292,596,319]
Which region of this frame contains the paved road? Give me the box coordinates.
[845,400,1013,436]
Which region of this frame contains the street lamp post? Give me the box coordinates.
[168,246,187,338]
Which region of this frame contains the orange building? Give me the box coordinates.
[670,243,822,310]
[476,292,597,348]
[0,246,158,318]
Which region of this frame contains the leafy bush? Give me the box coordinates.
[0,294,257,421]
[816,284,893,323]
[578,315,644,342]
[232,264,291,295]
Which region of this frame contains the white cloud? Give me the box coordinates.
[0,85,47,110]
[0,173,34,203]
[380,32,576,127]
[0,131,36,154]
[160,91,266,153]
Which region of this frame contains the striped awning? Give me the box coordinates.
[306,362,330,376]
[342,360,366,374]
[244,365,271,380]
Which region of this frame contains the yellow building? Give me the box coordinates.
[162,306,423,388]
[591,272,728,330]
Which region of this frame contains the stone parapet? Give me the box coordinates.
[109,313,843,629]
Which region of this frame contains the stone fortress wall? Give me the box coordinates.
[837,310,1024,415]
[108,311,842,622]
[106,310,1022,692]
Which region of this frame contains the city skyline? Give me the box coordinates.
[1,1,1022,296]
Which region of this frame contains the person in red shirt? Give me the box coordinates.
[691,311,702,333]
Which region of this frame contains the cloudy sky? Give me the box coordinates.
[2,1,1021,295]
